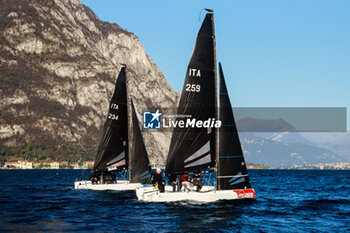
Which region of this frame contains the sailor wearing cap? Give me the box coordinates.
[152,168,165,193]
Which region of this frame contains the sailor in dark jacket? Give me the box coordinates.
[152,168,165,192]
[168,173,180,192]
[192,172,204,191]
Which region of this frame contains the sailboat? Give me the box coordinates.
[136,10,255,202]
[74,67,152,191]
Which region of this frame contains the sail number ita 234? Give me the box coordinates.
[108,103,119,120]
[185,68,201,92]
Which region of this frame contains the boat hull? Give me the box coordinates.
[74,180,142,191]
[136,186,255,203]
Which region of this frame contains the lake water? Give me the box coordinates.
[0,169,349,232]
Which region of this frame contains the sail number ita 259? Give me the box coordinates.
[185,84,200,92]
[186,68,201,92]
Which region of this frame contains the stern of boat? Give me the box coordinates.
[74,180,91,189]
[233,188,255,199]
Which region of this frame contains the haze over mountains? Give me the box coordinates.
[0,0,348,167]
[239,132,347,168]
[237,118,348,168]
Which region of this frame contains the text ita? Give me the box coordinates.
[110,103,118,109]
[189,68,201,77]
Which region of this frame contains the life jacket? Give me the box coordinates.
[180,174,189,182]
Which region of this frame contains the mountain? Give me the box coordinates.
[236,119,348,167]
[301,132,350,145]
[300,132,350,161]
[256,132,314,145]
[237,117,295,132]
[0,0,177,164]
[240,133,345,168]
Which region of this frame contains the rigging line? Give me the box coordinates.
[217,174,248,179]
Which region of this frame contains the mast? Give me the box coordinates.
[217,62,251,190]
[124,64,131,182]
[210,9,219,189]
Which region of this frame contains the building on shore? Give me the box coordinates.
[4,161,19,169]
[85,161,94,169]
[42,161,60,169]
[280,162,350,170]
[4,161,33,169]
[19,161,33,169]
[247,163,270,169]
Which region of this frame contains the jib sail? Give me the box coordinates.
[217,63,251,190]
[130,100,152,183]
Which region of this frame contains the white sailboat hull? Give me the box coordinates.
[136,186,255,203]
[74,180,142,191]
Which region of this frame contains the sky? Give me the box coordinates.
[81,0,350,128]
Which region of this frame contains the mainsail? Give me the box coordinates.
[93,67,128,172]
[217,63,251,190]
[166,12,217,174]
[130,100,152,183]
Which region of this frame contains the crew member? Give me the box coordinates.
[99,171,104,184]
[168,173,179,192]
[90,170,98,184]
[152,168,165,192]
[192,172,204,191]
[180,171,192,192]
[112,172,117,184]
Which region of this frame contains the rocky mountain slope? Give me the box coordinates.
[0,0,177,164]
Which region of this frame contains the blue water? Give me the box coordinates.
[0,170,349,232]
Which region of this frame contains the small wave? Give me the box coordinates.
[295,198,350,212]
[301,199,349,205]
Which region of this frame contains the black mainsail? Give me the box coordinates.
[165,12,217,174]
[217,63,251,190]
[93,67,128,172]
[130,100,152,183]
